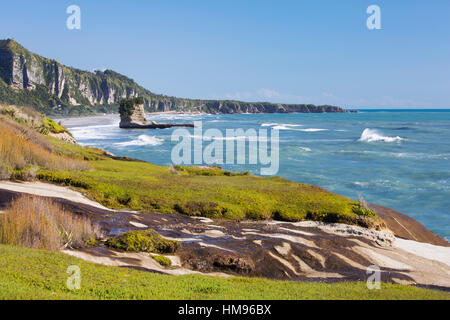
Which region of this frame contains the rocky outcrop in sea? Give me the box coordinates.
[119,98,194,129]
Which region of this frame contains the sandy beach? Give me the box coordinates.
[55,111,206,127]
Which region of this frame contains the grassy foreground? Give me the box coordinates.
[35,136,378,226]
[0,244,448,300]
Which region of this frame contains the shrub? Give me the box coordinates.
[10,166,38,182]
[174,201,224,218]
[118,97,144,118]
[353,195,376,217]
[105,229,179,254]
[150,254,172,267]
[173,165,250,177]
[38,117,68,135]
[0,195,102,250]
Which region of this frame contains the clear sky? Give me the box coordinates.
[1,0,449,108]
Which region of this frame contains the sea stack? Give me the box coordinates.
[119,97,194,129]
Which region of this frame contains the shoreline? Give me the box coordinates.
[55,111,206,127]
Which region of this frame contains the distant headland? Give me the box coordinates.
[0,39,348,117]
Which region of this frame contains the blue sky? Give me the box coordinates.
[1,0,449,108]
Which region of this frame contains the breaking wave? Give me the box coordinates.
[114,135,164,147]
[298,128,328,132]
[262,123,302,130]
[358,128,403,142]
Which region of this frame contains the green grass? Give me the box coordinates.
[0,244,448,300]
[38,117,69,135]
[34,139,383,227]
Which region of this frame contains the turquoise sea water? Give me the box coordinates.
[64,110,450,240]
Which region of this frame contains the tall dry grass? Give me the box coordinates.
[0,195,102,250]
[0,119,89,178]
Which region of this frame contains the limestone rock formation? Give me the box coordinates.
[119,97,194,129]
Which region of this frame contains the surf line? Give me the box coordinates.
[171,121,280,175]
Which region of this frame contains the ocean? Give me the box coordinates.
[61,110,450,240]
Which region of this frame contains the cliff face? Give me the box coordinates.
[0,39,347,115]
[119,99,194,129]
[119,102,153,128]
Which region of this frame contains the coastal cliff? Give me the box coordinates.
[0,39,347,116]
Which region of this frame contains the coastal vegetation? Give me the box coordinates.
[0,107,382,227]
[0,195,101,250]
[0,244,448,300]
[150,254,172,267]
[36,157,380,226]
[0,105,448,300]
[0,115,88,180]
[105,229,179,254]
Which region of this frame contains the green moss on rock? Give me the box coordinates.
[105,229,179,254]
[150,254,172,267]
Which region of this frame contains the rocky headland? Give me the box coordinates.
[118,97,194,129]
[0,39,348,116]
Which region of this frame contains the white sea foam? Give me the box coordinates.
[358,128,403,142]
[114,135,164,147]
[261,123,280,127]
[188,134,268,142]
[262,123,302,130]
[299,147,312,152]
[261,124,329,132]
[298,128,328,132]
[69,122,120,140]
[146,114,205,121]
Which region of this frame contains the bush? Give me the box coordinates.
[150,254,172,267]
[105,229,179,254]
[173,165,250,177]
[10,166,37,181]
[0,195,102,250]
[118,97,144,118]
[174,201,224,218]
[38,117,68,135]
[353,195,376,217]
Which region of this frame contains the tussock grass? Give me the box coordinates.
[0,119,89,179]
[0,115,53,151]
[0,195,101,250]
